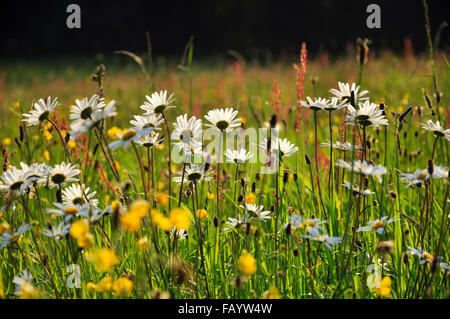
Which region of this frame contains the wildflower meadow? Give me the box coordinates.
[0,3,449,301]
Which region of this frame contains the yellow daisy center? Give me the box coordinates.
[122,130,137,141]
[64,207,79,215]
[371,221,385,229]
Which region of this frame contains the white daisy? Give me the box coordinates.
[240,203,271,221]
[22,97,59,126]
[20,162,50,185]
[172,164,212,184]
[407,246,435,265]
[135,132,164,148]
[130,113,163,131]
[69,100,117,138]
[357,216,398,235]
[13,270,35,297]
[224,214,247,231]
[47,202,91,222]
[0,224,32,249]
[47,162,80,188]
[69,94,105,130]
[335,160,387,182]
[289,215,327,236]
[399,169,431,187]
[170,228,188,240]
[329,82,369,104]
[421,120,450,140]
[108,127,152,150]
[300,96,329,111]
[0,165,34,196]
[62,184,98,207]
[224,148,253,163]
[171,114,203,156]
[320,141,361,152]
[346,100,388,127]
[301,234,342,250]
[204,107,241,131]
[323,97,348,111]
[342,181,374,196]
[140,90,176,114]
[258,137,298,159]
[43,222,71,241]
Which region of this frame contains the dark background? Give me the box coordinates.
[0,0,448,60]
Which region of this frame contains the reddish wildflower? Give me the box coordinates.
[270,80,282,115]
[294,42,307,132]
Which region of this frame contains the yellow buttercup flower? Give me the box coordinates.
[2,138,12,146]
[107,127,124,140]
[129,201,149,218]
[70,220,90,240]
[239,251,257,275]
[120,211,142,233]
[86,282,97,293]
[95,276,113,293]
[261,286,280,299]
[375,276,391,297]
[150,210,171,232]
[43,150,50,161]
[111,200,122,211]
[113,277,133,297]
[196,209,208,220]
[90,248,120,272]
[169,208,191,230]
[43,130,52,141]
[13,102,20,109]
[77,232,94,248]
[207,193,215,200]
[156,193,169,206]
[67,140,76,149]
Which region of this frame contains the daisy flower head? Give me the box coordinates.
[171,114,203,156]
[22,97,59,126]
[43,222,71,241]
[13,270,38,299]
[172,164,212,184]
[135,132,164,148]
[421,120,450,140]
[407,246,435,265]
[323,97,348,111]
[335,159,387,182]
[130,113,163,131]
[204,107,241,132]
[346,100,388,127]
[69,94,105,130]
[140,90,176,114]
[47,162,80,188]
[224,214,247,231]
[302,234,342,250]
[108,127,152,150]
[357,216,398,235]
[329,82,369,104]
[62,184,98,207]
[259,137,298,159]
[399,169,430,187]
[0,165,34,196]
[0,224,32,249]
[240,203,271,221]
[289,215,327,236]
[170,228,188,241]
[70,100,117,138]
[224,148,253,164]
[320,141,361,152]
[300,96,329,111]
[342,181,374,196]
[20,162,50,186]
[47,202,91,222]
[432,166,450,181]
